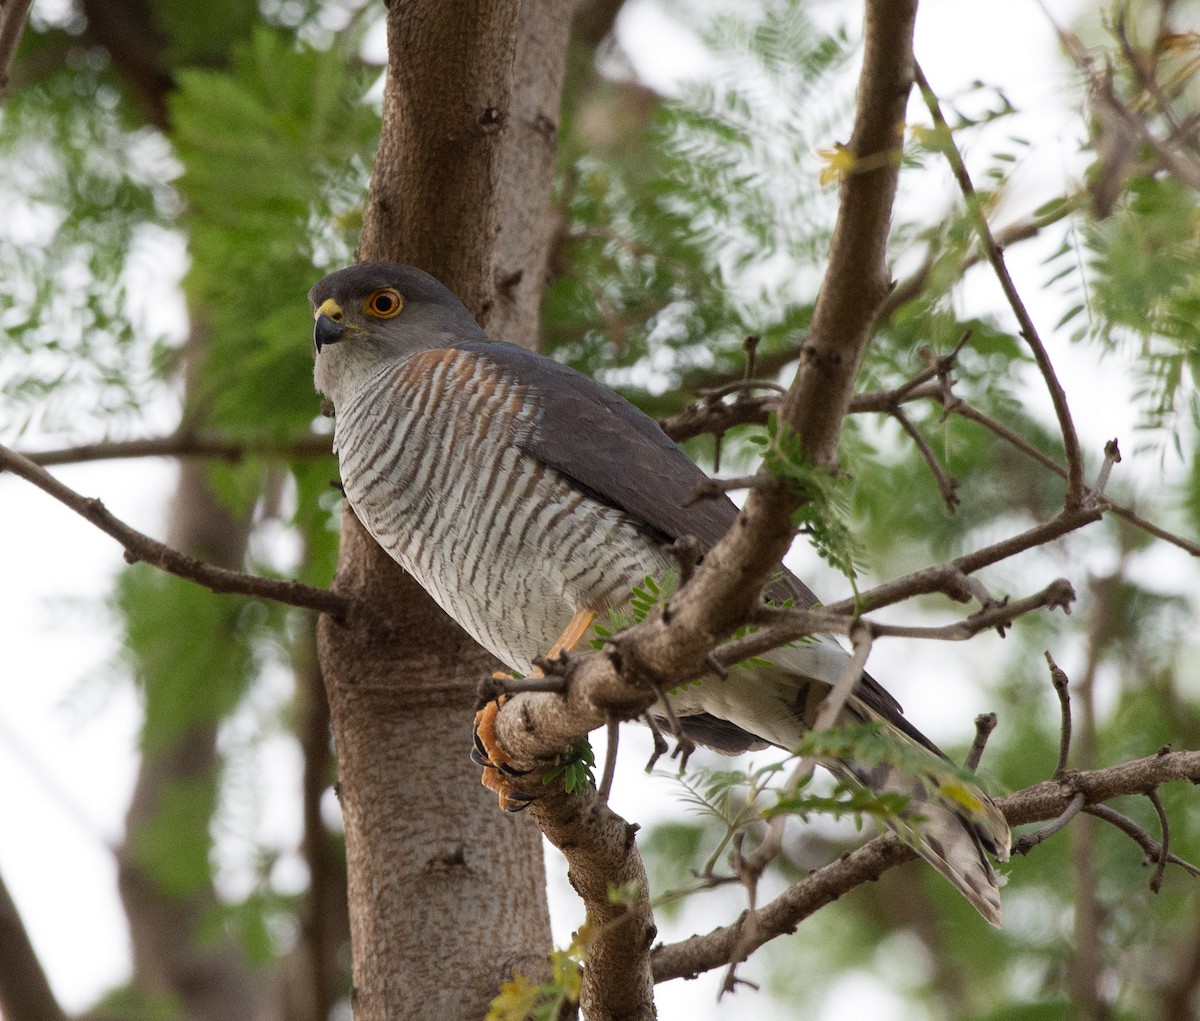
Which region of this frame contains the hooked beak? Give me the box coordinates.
[314,299,346,353]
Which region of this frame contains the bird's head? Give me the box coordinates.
[309,262,487,408]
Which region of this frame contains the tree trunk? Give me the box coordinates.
[319,2,573,1017]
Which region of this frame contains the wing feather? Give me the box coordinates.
[454,341,924,743]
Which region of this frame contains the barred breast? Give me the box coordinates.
[333,347,674,675]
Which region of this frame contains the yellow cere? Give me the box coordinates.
[316,298,343,321]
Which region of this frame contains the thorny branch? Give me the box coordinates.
[0,442,351,621]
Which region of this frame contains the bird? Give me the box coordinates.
[309,261,1012,926]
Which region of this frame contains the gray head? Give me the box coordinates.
[309,262,487,408]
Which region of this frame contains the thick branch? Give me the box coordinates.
[651,750,1200,983]
[524,787,655,1020]
[0,443,350,621]
[23,431,334,468]
[777,0,916,460]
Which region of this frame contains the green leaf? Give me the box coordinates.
[170,27,379,436]
[543,739,596,794]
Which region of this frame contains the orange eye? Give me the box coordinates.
[365,288,403,318]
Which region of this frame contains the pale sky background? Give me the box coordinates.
[2,1,1176,1019]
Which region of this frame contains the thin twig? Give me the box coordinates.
[965,713,998,771]
[859,581,1073,641]
[1012,791,1086,855]
[1046,652,1073,777]
[723,580,1075,666]
[948,398,1200,556]
[889,406,959,510]
[742,334,760,380]
[915,62,1087,507]
[659,394,777,444]
[660,377,945,445]
[0,442,351,621]
[1084,804,1200,879]
[720,624,873,995]
[697,378,787,401]
[685,475,770,505]
[596,717,620,805]
[828,505,1103,617]
[1147,790,1170,893]
[1090,438,1122,504]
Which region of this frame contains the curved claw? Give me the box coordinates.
[502,790,539,813]
[474,695,534,809]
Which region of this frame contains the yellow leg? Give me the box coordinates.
[546,608,598,663]
[474,608,598,810]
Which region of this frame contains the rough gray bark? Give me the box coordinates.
[321,2,573,1017]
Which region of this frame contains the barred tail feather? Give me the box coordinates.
[835,748,1011,928]
[672,648,1012,926]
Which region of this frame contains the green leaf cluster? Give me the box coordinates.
[591,571,678,648]
[171,27,379,436]
[543,739,597,795]
[547,2,853,422]
[0,67,176,438]
[487,942,584,1021]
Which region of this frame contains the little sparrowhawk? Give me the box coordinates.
[309,262,1012,927]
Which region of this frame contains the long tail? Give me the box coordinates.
[834,702,1011,927]
[669,645,1012,925]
